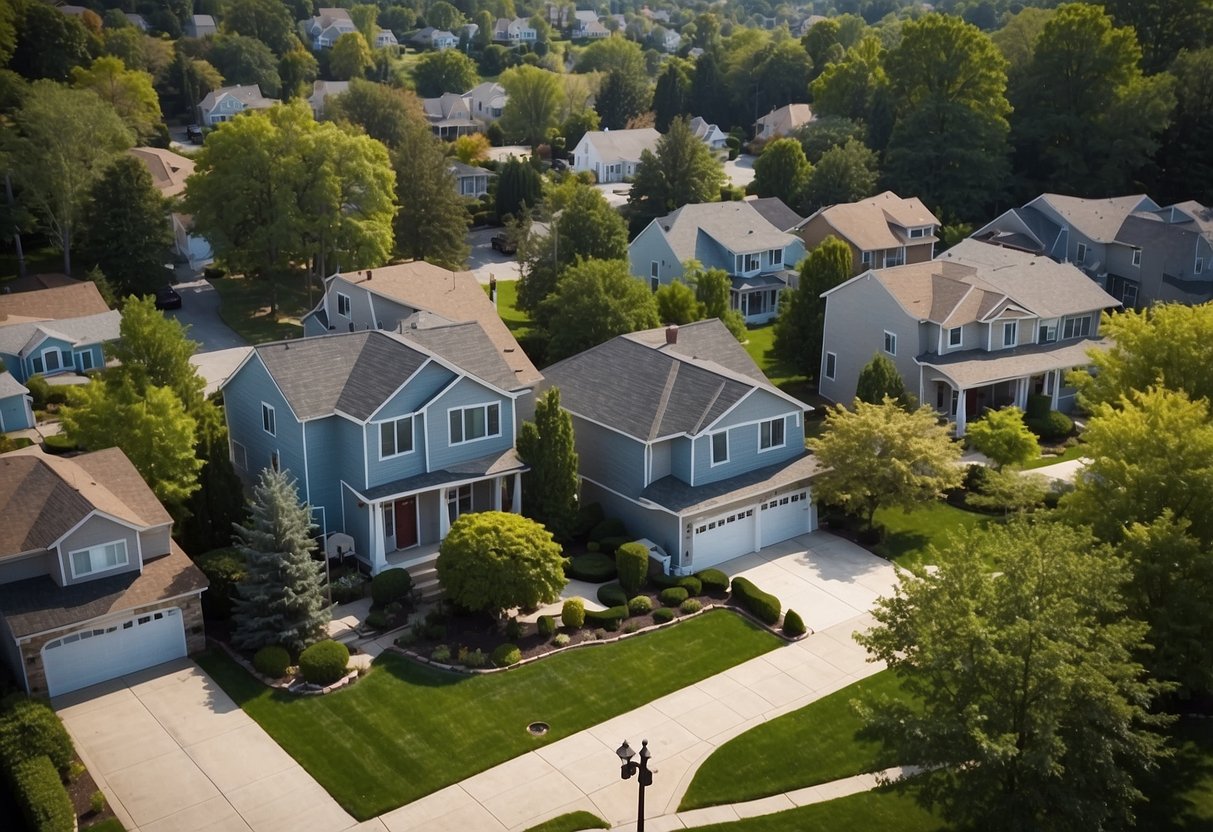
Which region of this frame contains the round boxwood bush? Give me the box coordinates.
[298,640,350,685]
[696,568,730,595]
[537,615,555,637]
[562,598,585,628]
[253,645,291,678]
[365,610,390,630]
[679,598,702,615]
[652,607,675,624]
[492,643,522,667]
[1027,410,1074,442]
[553,633,571,646]
[371,569,414,606]
[568,553,617,583]
[597,581,628,607]
[628,595,653,615]
[659,586,688,607]
[783,609,807,637]
[677,576,702,596]
[431,644,452,663]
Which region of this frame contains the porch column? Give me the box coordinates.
[511,472,522,514]
[1015,377,1029,410]
[493,476,503,511]
[368,502,386,575]
[955,388,968,437]
[438,487,451,540]
[1050,370,1061,410]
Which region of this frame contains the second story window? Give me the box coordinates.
[948,327,963,347]
[744,253,761,271]
[69,540,128,579]
[767,249,783,267]
[1003,321,1018,347]
[1132,249,1141,267]
[862,251,872,266]
[1039,322,1058,344]
[759,417,785,451]
[1063,315,1092,339]
[884,330,897,356]
[380,416,414,459]
[261,403,276,436]
[337,292,351,317]
[908,227,928,238]
[449,402,501,444]
[1076,243,1088,264]
[710,431,729,465]
[824,352,837,380]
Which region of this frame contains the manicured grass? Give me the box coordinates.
[742,324,814,401]
[198,610,782,819]
[872,501,994,571]
[522,810,609,832]
[208,273,316,344]
[1020,442,1086,470]
[489,279,532,338]
[681,670,910,810]
[685,787,944,831]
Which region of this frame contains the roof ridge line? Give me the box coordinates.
[649,361,680,441]
[691,380,727,435]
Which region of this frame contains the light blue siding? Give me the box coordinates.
[693,234,734,273]
[693,420,803,487]
[305,416,366,521]
[24,335,77,379]
[0,393,32,431]
[373,362,454,419]
[572,416,646,496]
[628,223,684,287]
[303,314,327,337]
[670,437,692,484]
[222,356,306,486]
[581,480,682,563]
[72,344,104,373]
[425,376,514,471]
[0,353,21,383]
[342,484,371,564]
[712,389,801,430]
[365,413,426,489]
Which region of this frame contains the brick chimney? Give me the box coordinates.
[367,269,373,281]
[665,324,678,345]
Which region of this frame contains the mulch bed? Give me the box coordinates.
[66,757,121,830]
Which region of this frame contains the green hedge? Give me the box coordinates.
[298,640,350,685]
[616,542,648,595]
[492,643,522,667]
[0,699,74,774]
[696,568,730,594]
[41,434,78,455]
[567,553,617,583]
[677,576,702,596]
[1026,410,1074,442]
[783,609,807,637]
[585,605,628,631]
[597,536,629,556]
[10,755,73,832]
[596,582,627,607]
[561,598,585,628]
[652,607,675,624]
[371,569,414,606]
[253,646,291,678]
[659,587,688,607]
[575,502,605,538]
[731,576,782,625]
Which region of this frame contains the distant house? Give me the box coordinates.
[185,14,217,38]
[0,373,33,433]
[571,128,661,183]
[448,161,495,198]
[0,283,120,383]
[819,239,1119,434]
[411,26,458,50]
[197,84,278,127]
[466,82,507,123]
[628,200,806,324]
[799,191,941,275]
[688,116,728,151]
[308,79,350,118]
[655,26,681,52]
[0,446,208,697]
[375,28,399,48]
[753,103,814,142]
[123,12,149,30]
[422,93,479,139]
[493,17,537,44]
[306,8,357,48]
[544,320,819,573]
[129,147,213,269]
[796,14,827,37]
[572,11,609,39]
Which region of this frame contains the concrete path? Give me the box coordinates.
[1022,457,1088,483]
[56,658,358,832]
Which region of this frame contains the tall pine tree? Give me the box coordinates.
[517,387,579,542]
[231,468,330,654]
[773,235,852,379]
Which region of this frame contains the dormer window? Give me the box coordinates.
[948,327,962,347]
[767,249,783,267]
[1076,243,1087,264]
[1003,321,1018,347]
[744,253,761,271]
[908,227,928,239]
[1132,249,1141,267]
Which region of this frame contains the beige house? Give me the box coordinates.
[799,191,941,275]
[129,147,213,268]
[753,103,814,141]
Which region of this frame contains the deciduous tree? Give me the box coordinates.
[498,65,563,150]
[329,32,373,81]
[209,33,282,96]
[801,138,878,211]
[71,56,162,141]
[595,66,651,130]
[278,47,318,99]
[543,259,660,362]
[1100,0,1213,73]
[655,280,703,325]
[751,138,811,211]
[10,1,90,81]
[772,235,851,377]
[653,58,691,132]
[413,48,479,97]
[426,1,463,33]
[628,116,724,224]
[517,388,579,541]
[688,262,746,341]
[223,0,298,55]
[810,35,889,125]
[964,406,1038,469]
[326,78,424,149]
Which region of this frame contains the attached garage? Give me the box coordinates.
[41,608,187,697]
[689,507,756,570]
[759,490,812,548]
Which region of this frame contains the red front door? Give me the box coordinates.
[394,497,417,549]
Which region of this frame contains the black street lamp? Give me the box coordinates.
[616,739,654,831]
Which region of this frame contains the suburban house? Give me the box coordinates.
[493,17,537,44]
[221,326,532,577]
[628,200,806,324]
[655,27,682,52]
[129,146,213,269]
[799,191,941,275]
[753,103,814,142]
[123,12,149,30]
[572,128,661,183]
[0,446,208,697]
[422,93,480,139]
[543,320,820,573]
[0,373,34,433]
[0,282,120,383]
[305,8,357,47]
[466,81,507,123]
[375,28,399,48]
[197,84,278,127]
[688,116,728,151]
[819,239,1119,434]
[410,26,458,51]
[572,10,609,38]
[185,14,217,38]
[448,161,495,198]
[972,194,1211,308]
[308,79,350,119]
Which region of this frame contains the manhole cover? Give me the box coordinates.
[527,721,549,736]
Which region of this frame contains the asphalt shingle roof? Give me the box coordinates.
[655,201,796,263]
[0,310,122,355]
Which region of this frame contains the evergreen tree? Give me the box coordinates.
[494,156,543,220]
[78,156,172,299]
[653,59,691,132]
[595,67,651,130]
[628,116,724,226]
[772,235,852,378]
[231,468,330,654]
[855,353,911,407]
[751,138,812,211]
[392,120,470,269]
[517,387,579,541]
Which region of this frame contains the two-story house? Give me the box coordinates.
[197,84,279,127]
[0,447,208,697]
[0,282,120,383]
[628,200,806,324]
[493,17,537,44]
[572,11,609,38]
[688,116,728,152]
[753,103,814,142]
[305,7,357,47]
[466,82,507,123]
[130,146,213,269]
[819,240,1120,435]
[571,128,661,184]
[421,92,480,139]
[799,191,941,275]
[544,320,819,573]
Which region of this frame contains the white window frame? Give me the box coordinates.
[76,350,95,372]
[270,450,280,472]
[947,326,962,347]
[448,402,501,445]
[743,252,761,272]
[446,483,473,522]
[883,330,897,356]
[1039,322,1058,344]
[261,402,276,436]
[758,417,786,452]
[709,431,729,466]
[1131,248,1141,267]
[824,352,836,380]
[908,227,927,239]
[379,415,414,459]
[68,539,129,579]
[41,347,63,374]
[230,440,248,470]
[861,250,872,266]
[768,248,783,267]
[1197,257,1205,275]
[1062,315,1092,339]
[336,292,351,317]
[1003,320,1018,347]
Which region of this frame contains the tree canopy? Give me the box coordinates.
[751,138,812,212]
[854,353,911,408]
[628,116,725,226]
[773,235,852,378]
[543,259,661,362]
[964,406,1038,469]
[499,65,564,150]
[329,32,373,81]
[326,78,424,149]
[413,49,479,98]
[517,388,579,542]
[71,56,162,141]
[392,119,469,270]
[223,0,298,56]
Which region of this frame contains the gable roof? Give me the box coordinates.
[651,201,796,262]
[746,197,804,233]
[0,310,122,356]
[398,319,518,392]
[1031,193,1157,243]
[198,84,277,114]
[447,160,496,180]
[129,147,195,199]
[808,191,940,251]
[0,371,28,399]
[579,128,661,163]
[0,282,110,324]
[0,273,82,293]
[755,103,814,135]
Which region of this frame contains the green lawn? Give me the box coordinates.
[198,611,782,819]
[681,670,910,810]
[872,501,994,571]
[82,820,126,832]
[742,324,815,401]
[685,787,944,831]
[208,273,317,344]
[489,279,531,338]
[522,811,609,832]
[1021,442,1086,470]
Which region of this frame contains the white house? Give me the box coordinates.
[185,14,217,37]
[688,117,728,151]
[572,128,661,183]
[493,17,537,44]
[411,26,458,50]
[375,29,399,48]
[306,8,357,48]
[197,84,279,127]
[466,82,508,123]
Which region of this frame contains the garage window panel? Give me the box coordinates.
[69,540,129,579]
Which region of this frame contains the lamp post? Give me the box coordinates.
[616,739,653,831]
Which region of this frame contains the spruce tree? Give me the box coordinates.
[517,388,579,541]
[231,469,330,654]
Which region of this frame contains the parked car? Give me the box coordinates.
[551,157,568,172]
[154,285,182,310]
[490,233,517,255]
[186,124,204,144]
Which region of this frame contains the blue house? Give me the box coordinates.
[627,200,806,325]
[0,373,34,432]
[543,320,820,574]
[0,283,119,384]
[221,325,531,575]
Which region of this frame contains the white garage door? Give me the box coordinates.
[42,608,187,697]
[689,507,755,570]
[760,490,812,548]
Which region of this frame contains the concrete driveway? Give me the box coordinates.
[55,659,358,832]
[166,277,248,353]
[467,227,521,286]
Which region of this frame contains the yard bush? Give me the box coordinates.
[586,541,600,553]
[597,536,629,555]
[652,607,675,624]
[1026,410,1074,442]
[1025,393,1052,421]
[575,502,605,538]
[616,542,648,595]
[677,576,702,596]
[679,598,702,615]
[329,572,366,604]
[628,595,653,615]
[10,755,73,832]
[567,554,617,583]
[253,646,291,678]
[460,648,487,668]
[589,518,626,543]
[505,617,522,640]
[298,640,350,686]
[194,548,246,619]
[585,605,628,631]
[371,569,414,606]
[25,375,68,409]
[430,644,452,663]
[649,571,679,588]
[365,610,390,630]
[731,577,781,625]
[492,643,522,667]
[41,434,78,455]
[597,582,627,607]
[659,587,688,607]
[783,609,807,637]
[562,598,585,628]
[0,698,74,773]
[553,633,571,646]
[963,463,991,494]
[537,615,555,637]
[695,569,730,595]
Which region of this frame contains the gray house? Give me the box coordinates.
[544,320,819,574]
[819,240,1119,435]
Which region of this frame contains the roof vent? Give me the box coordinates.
[666,324,678,345]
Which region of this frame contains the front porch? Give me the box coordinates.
[729,272,790,325]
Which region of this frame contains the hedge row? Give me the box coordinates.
[0,699,76,832]
[10,755,73,832]
[731,576,782,625]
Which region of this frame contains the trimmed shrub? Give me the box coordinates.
[90,788,107,814]
[659,587,688,607]
[963,463,990,494]
[696,569,729,595]
[253,646,291,678]
[562,598,585,628]
[11,755,73,832]
[575,502,605,538]
[586,541,600,553]
[330,572,366,604]
[597,581,627,607]
[0,699,74,773]
[395,629,419,648]
[461,648,487,668]
[597,536,629,556]
[568,553,617,582]
[423,621,446,640]
[677,576,702,596]
[371,569,414,606]
[537,615,555,637]
[616,542,648,594]
[628,595,653,615]
[553,633,571,646]
[731,577,781,625]
[492,643,522,667]
[505,617,522,640]
[365,610,390,630]
[194,548,247,619]
[649,571,679,588]
[431,644,452,663]
[1027,410,1074,442]
[41,434,78,455]
[585,605,628,631]
[1025,393,1052,421]
[589,518,626,542]
[679,598,702,615]
[298,640,350,685]
[652,607,675,624]
[783,609,807,637]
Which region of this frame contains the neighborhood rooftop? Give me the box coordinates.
[0,282,110,323]
[0,310,122,356]
[653,201,797,261]
[807,191,940,251]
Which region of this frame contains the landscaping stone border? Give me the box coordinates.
[210,638,362,695]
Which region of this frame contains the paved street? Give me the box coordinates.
[166,277,248,352]
[467,227,521,286]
